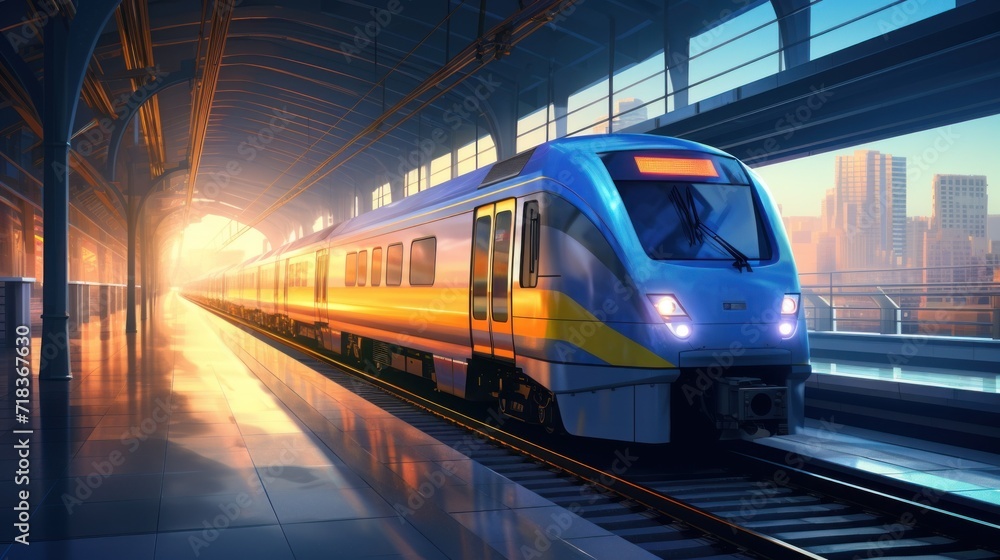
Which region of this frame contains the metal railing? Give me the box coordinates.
[800,266,1000,340]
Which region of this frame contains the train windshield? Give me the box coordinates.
[602,151,771,264]
[616,181,769,262]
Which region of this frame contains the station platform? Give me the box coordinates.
[757,420,1000,518]
[0,293,660,560]
[803,359,1000,453]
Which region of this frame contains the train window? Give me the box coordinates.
[520,201,539,288]
[616,180,770,261]
[371,247,382,287]
[358,250,368,287]
[345,252,357,286]
[410,237,436,286]
[386,243,403,286]
[492,211,512,322]
[472,215,491,320]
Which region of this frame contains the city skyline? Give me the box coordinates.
[755,114,998,220]
[781,150,993,275]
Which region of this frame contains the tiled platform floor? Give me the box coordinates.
[0,293,660,560]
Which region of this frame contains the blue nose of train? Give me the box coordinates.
[644,261,804,358]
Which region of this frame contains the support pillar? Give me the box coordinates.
[39,0,122,378]
[40,14,73,379]
[664,2,695,111]
[98,285,110,319]
[125,166,138,333]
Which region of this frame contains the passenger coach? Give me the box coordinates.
[187,134,810,444]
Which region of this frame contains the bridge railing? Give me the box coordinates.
[799,266,1000,340]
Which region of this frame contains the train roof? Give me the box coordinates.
[312,134,730,239]
[210,133,735,274]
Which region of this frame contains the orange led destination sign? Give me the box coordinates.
[634,156,719,178]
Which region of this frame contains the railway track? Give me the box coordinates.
[197,300,1000,560]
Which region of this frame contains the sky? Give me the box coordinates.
[754,114,999,218]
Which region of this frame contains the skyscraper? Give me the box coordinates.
[833,150,907,269]
[932,174,988,238]
[926,174,990,304]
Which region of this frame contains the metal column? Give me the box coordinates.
[40,14,73,379]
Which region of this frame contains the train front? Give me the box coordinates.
[597,142,810,441]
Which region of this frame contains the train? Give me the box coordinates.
[185,134,810,444]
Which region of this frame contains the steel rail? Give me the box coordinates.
[730,442,1000,552]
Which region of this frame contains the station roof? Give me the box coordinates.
[0,0,670,248]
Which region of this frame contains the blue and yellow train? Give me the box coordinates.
[185,134,810,443]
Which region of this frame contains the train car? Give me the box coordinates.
[187,134,810,444]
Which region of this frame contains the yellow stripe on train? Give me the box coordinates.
[513,289,674,369]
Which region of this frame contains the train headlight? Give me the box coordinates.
[669,323,692,339]
[781,294,799,315]
[779,294,799,338]
[649,294,692,339]
[650,295,688,319]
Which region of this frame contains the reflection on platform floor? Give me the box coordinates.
[811,360,1000,393]
[0,293,658,559]
[760,421,1000,510]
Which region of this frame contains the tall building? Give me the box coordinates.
[833,150,907,269]
[932,174,988,238]
[925,174,990,305]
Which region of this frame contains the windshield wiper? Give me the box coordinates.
[671,186,753,273]
[669,186,702,246]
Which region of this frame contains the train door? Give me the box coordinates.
[315,249,329,324]
[470,199,516,361]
